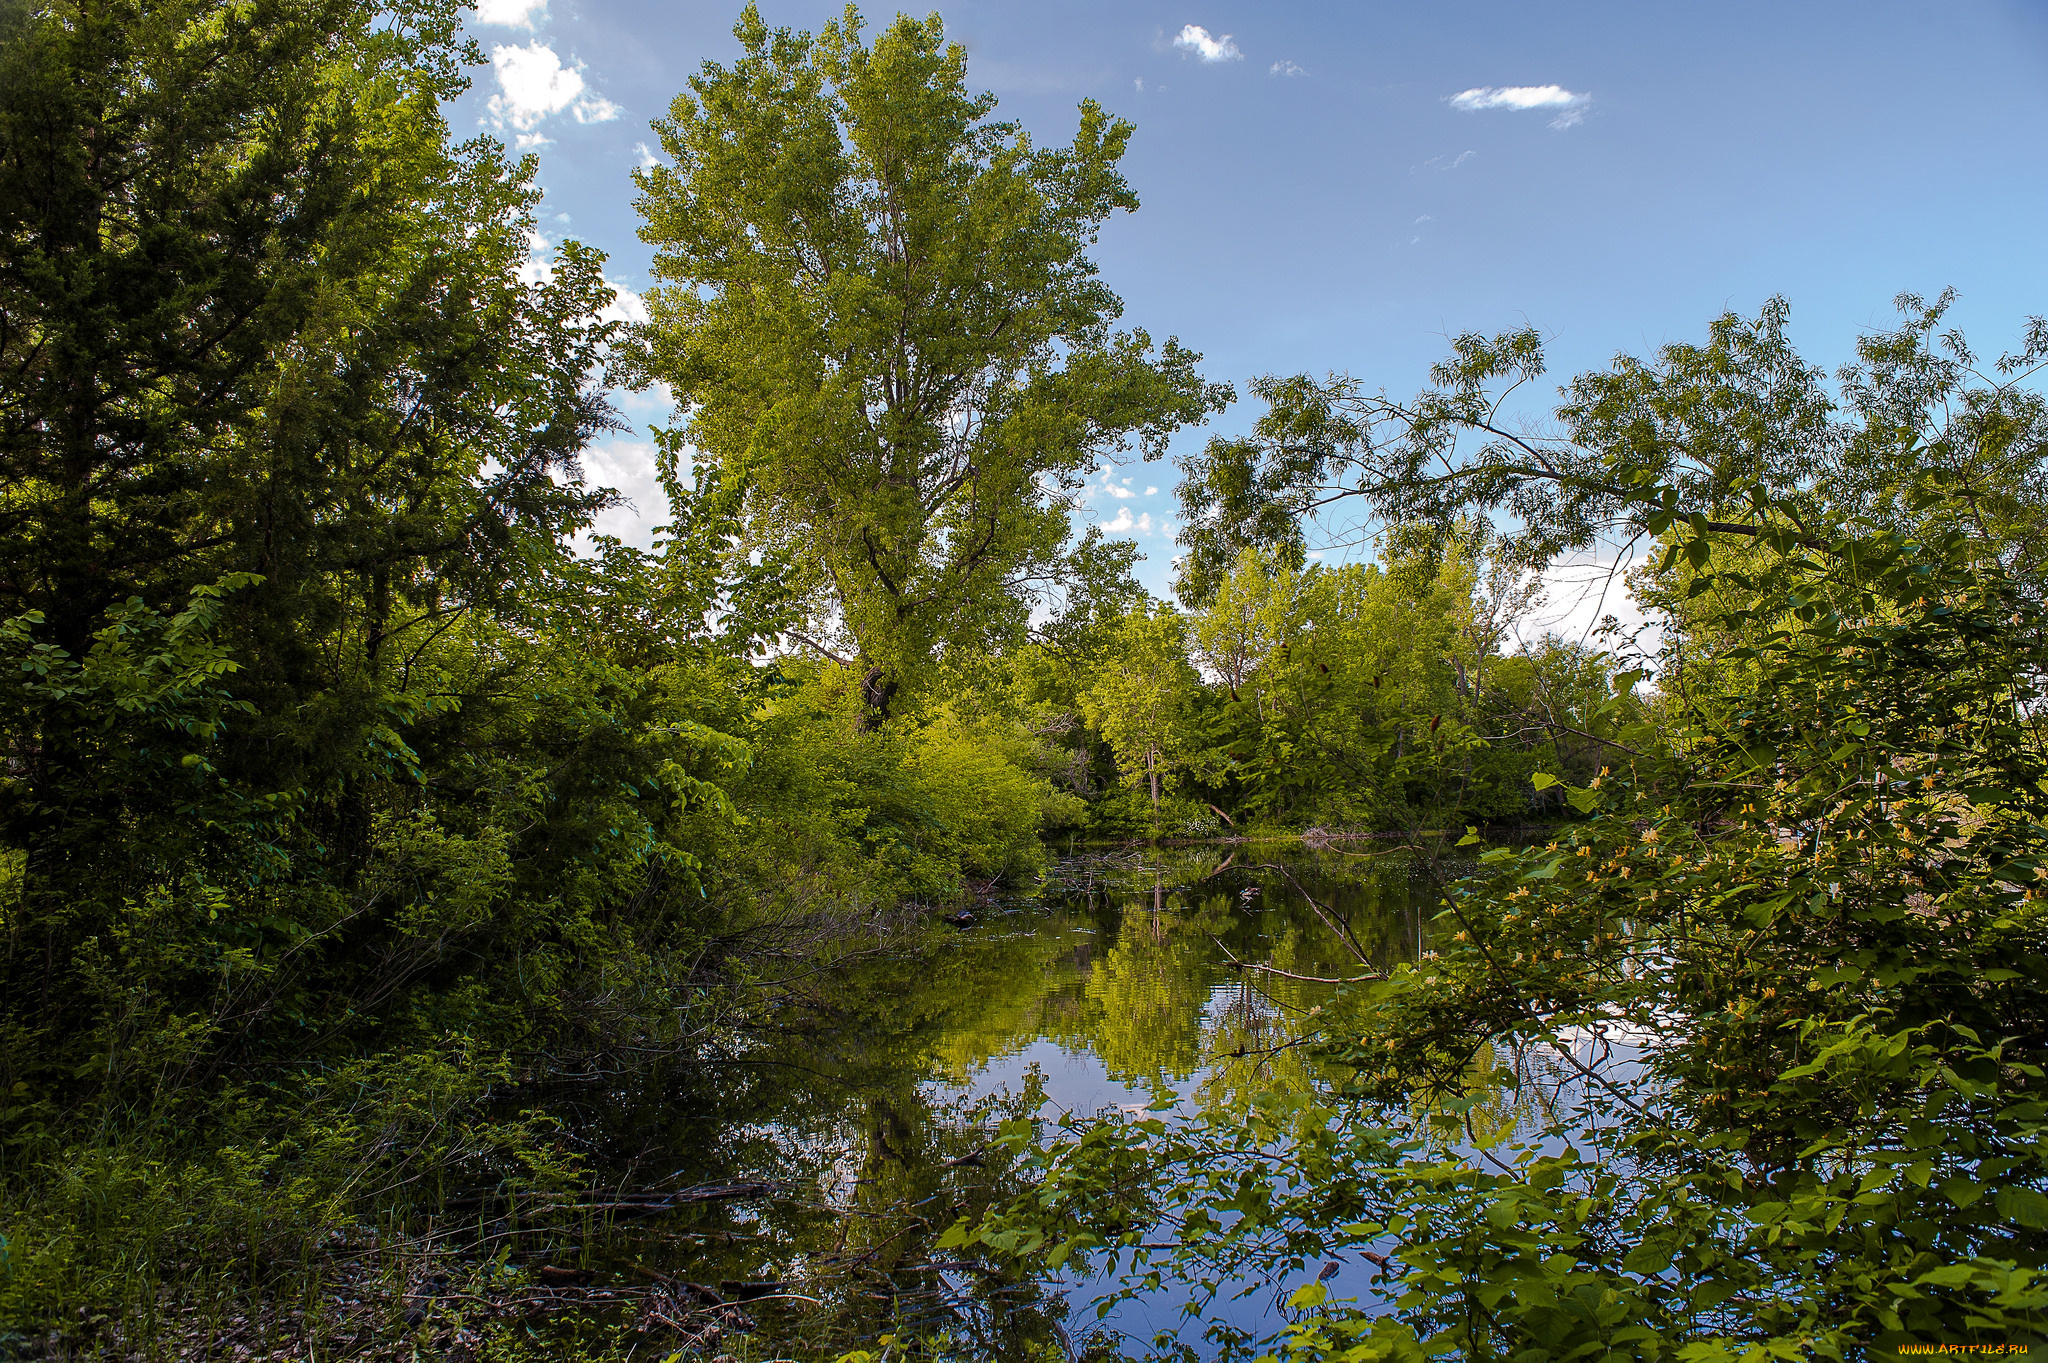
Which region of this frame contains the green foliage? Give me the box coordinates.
[0,0,657,1080]
[1053,532,1610,836]
[958,477,2048,1356]
[708,665,1069,905]
[630,2,1228,721]
[1187,548,1473,828]
[10,0,2047,1354]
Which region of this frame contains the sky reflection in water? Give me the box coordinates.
[919,845,1430,1353]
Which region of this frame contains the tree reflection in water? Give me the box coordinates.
[527,845,1428,1359]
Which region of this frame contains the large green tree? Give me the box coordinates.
[0,0,621,885]
[630,3,1227,723]
[0,0,648,1074]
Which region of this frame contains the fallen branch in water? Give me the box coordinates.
[1210,934,1384,985]
[1222,959,1381,985]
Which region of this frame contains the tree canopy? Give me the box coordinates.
[630,2,1227,721]
[1176,293,2048,600]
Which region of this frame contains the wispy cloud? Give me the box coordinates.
[1173,24,1242,63]
[1422,149,1477,171]
[473,0,546,28]
[633,141,661,169]
[487,42,618,133]
[1099,471,1139,500]
[1269,59,1304,78]
[1449,84,1590,129]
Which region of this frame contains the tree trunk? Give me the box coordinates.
[858,664,898,732]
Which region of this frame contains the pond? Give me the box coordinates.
[534,842,1437,1361]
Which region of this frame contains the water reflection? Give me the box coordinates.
[939,848,1425,1115]
[539,844,1429,1359]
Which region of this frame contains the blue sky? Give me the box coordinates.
[450,0,2048,625]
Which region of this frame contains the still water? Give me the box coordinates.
[568,843,1432,1360]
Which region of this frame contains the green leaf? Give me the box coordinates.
[1622,1236,1677,1275]
[1692,1277,1739,1309]
[1287,1282,1329,1309]
[1939,1177,1983,1208]
[1994,1187,2048,1228]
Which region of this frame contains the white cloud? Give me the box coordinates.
[1144,486,1158,496]
[474,0,546,28]
[1448,84,1590,129]
[1270,60,1304,77]
[600,282,648,326]
[614,381,676,428]
[1133,76,1144,93]
[1424,149,1477,171]
[1102,508,1154,535]
[1173,24,1242,63]
[1449,84,1585,112]
[489,42,580,130]
[487,42,618,133]
[1414,214,1434,224]
[579,440,667,549]
[1528,551,1654,649]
